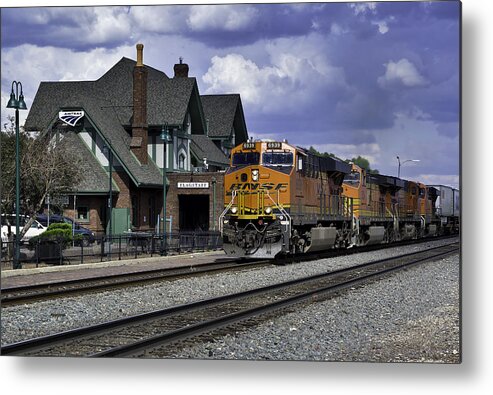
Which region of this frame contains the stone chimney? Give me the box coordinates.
[173,57,189,78]
[131,43,148,164]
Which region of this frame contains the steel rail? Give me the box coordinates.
[93,242,460,357]
[0,258,270,305]
[1,235,458,306]
[1,242,459,357]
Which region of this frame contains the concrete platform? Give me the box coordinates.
[1,251,229,289]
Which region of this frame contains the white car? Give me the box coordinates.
[1,214,47,244]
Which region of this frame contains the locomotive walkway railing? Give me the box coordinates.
[0,231,222,270]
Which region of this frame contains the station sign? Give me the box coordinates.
[45,195,70,206]
[177,182,210,189]
[59,110,85,127]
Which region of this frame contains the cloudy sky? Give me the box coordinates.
[1,1,460,188]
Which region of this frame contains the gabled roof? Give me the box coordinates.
[24,54,247,186]
[62,132,117,194]
[201,94,248,142]
[25,80,164,187]
[97,57,200,128]
[190,134,229,166]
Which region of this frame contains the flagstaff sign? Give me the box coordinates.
[177,182,209,189]
[59,110,85,126]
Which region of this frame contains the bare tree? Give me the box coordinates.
[1,116,84,243]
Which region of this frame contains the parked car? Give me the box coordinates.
[1,214,47,245]
[35,214,96,246]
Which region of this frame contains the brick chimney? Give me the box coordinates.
[131,43,148,164]
[173,57,189,78]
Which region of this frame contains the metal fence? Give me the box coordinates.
[0,231,223,270]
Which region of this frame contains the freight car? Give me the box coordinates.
[220,140,458,258]
[427,185,460,234]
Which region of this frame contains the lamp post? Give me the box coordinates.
[6,81,27,270]
[103,145,113,257]
[397,156,420,178]
[211,176,216,231]
[160,124,172,255]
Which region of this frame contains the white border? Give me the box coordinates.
[1,1,490,394]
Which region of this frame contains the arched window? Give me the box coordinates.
[179,152,186,170]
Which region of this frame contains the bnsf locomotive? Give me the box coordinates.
[220,140,460,258]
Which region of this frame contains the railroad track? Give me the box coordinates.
[1,235,458,306]
[1,242,459,358]
[0,258,269,306]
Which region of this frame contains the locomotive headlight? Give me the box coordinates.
[265,206,272,215]
[252,169,259,181]
[231,206,238,214]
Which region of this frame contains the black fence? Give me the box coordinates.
[0,231,223,270]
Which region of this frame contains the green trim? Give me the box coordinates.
[146,156,169,186]
[168,131,174,171]
[46,106,141,188]
[129,149,142,166]
[82,109,140,187]
[91,129,96,153]
[74,131,121,193]
[175,131,192,139]
[152,135,157,162]
[42,108,126,194]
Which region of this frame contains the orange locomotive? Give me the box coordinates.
[220,140,455,258]
[342,164,439,246]
[221,140,353,258]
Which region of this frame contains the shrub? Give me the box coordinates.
[29,223,82,248]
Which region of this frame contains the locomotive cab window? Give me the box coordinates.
[419,188,426,197]
[232,152,260,166]
[262,152,293,166]
[343,171,360,187]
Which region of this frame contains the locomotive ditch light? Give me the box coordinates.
[231,206,238,214]
[252,169,259,181]
[265,206,272,214]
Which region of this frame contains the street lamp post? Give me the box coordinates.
[103,145,113,258]
[211,177,216,231]
[6,81,27,270]
[397,156,420,178]
[160,124,172,255]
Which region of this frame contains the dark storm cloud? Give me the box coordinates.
[2,1,460,183]
[1,6,134,50]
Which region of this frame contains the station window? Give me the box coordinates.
[179,153,186,170]
[77,206,89,222]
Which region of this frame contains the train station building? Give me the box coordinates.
[24,44,248,234]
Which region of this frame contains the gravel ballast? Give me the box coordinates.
[1,238,460,362]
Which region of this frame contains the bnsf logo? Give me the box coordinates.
[228,183,288,191]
